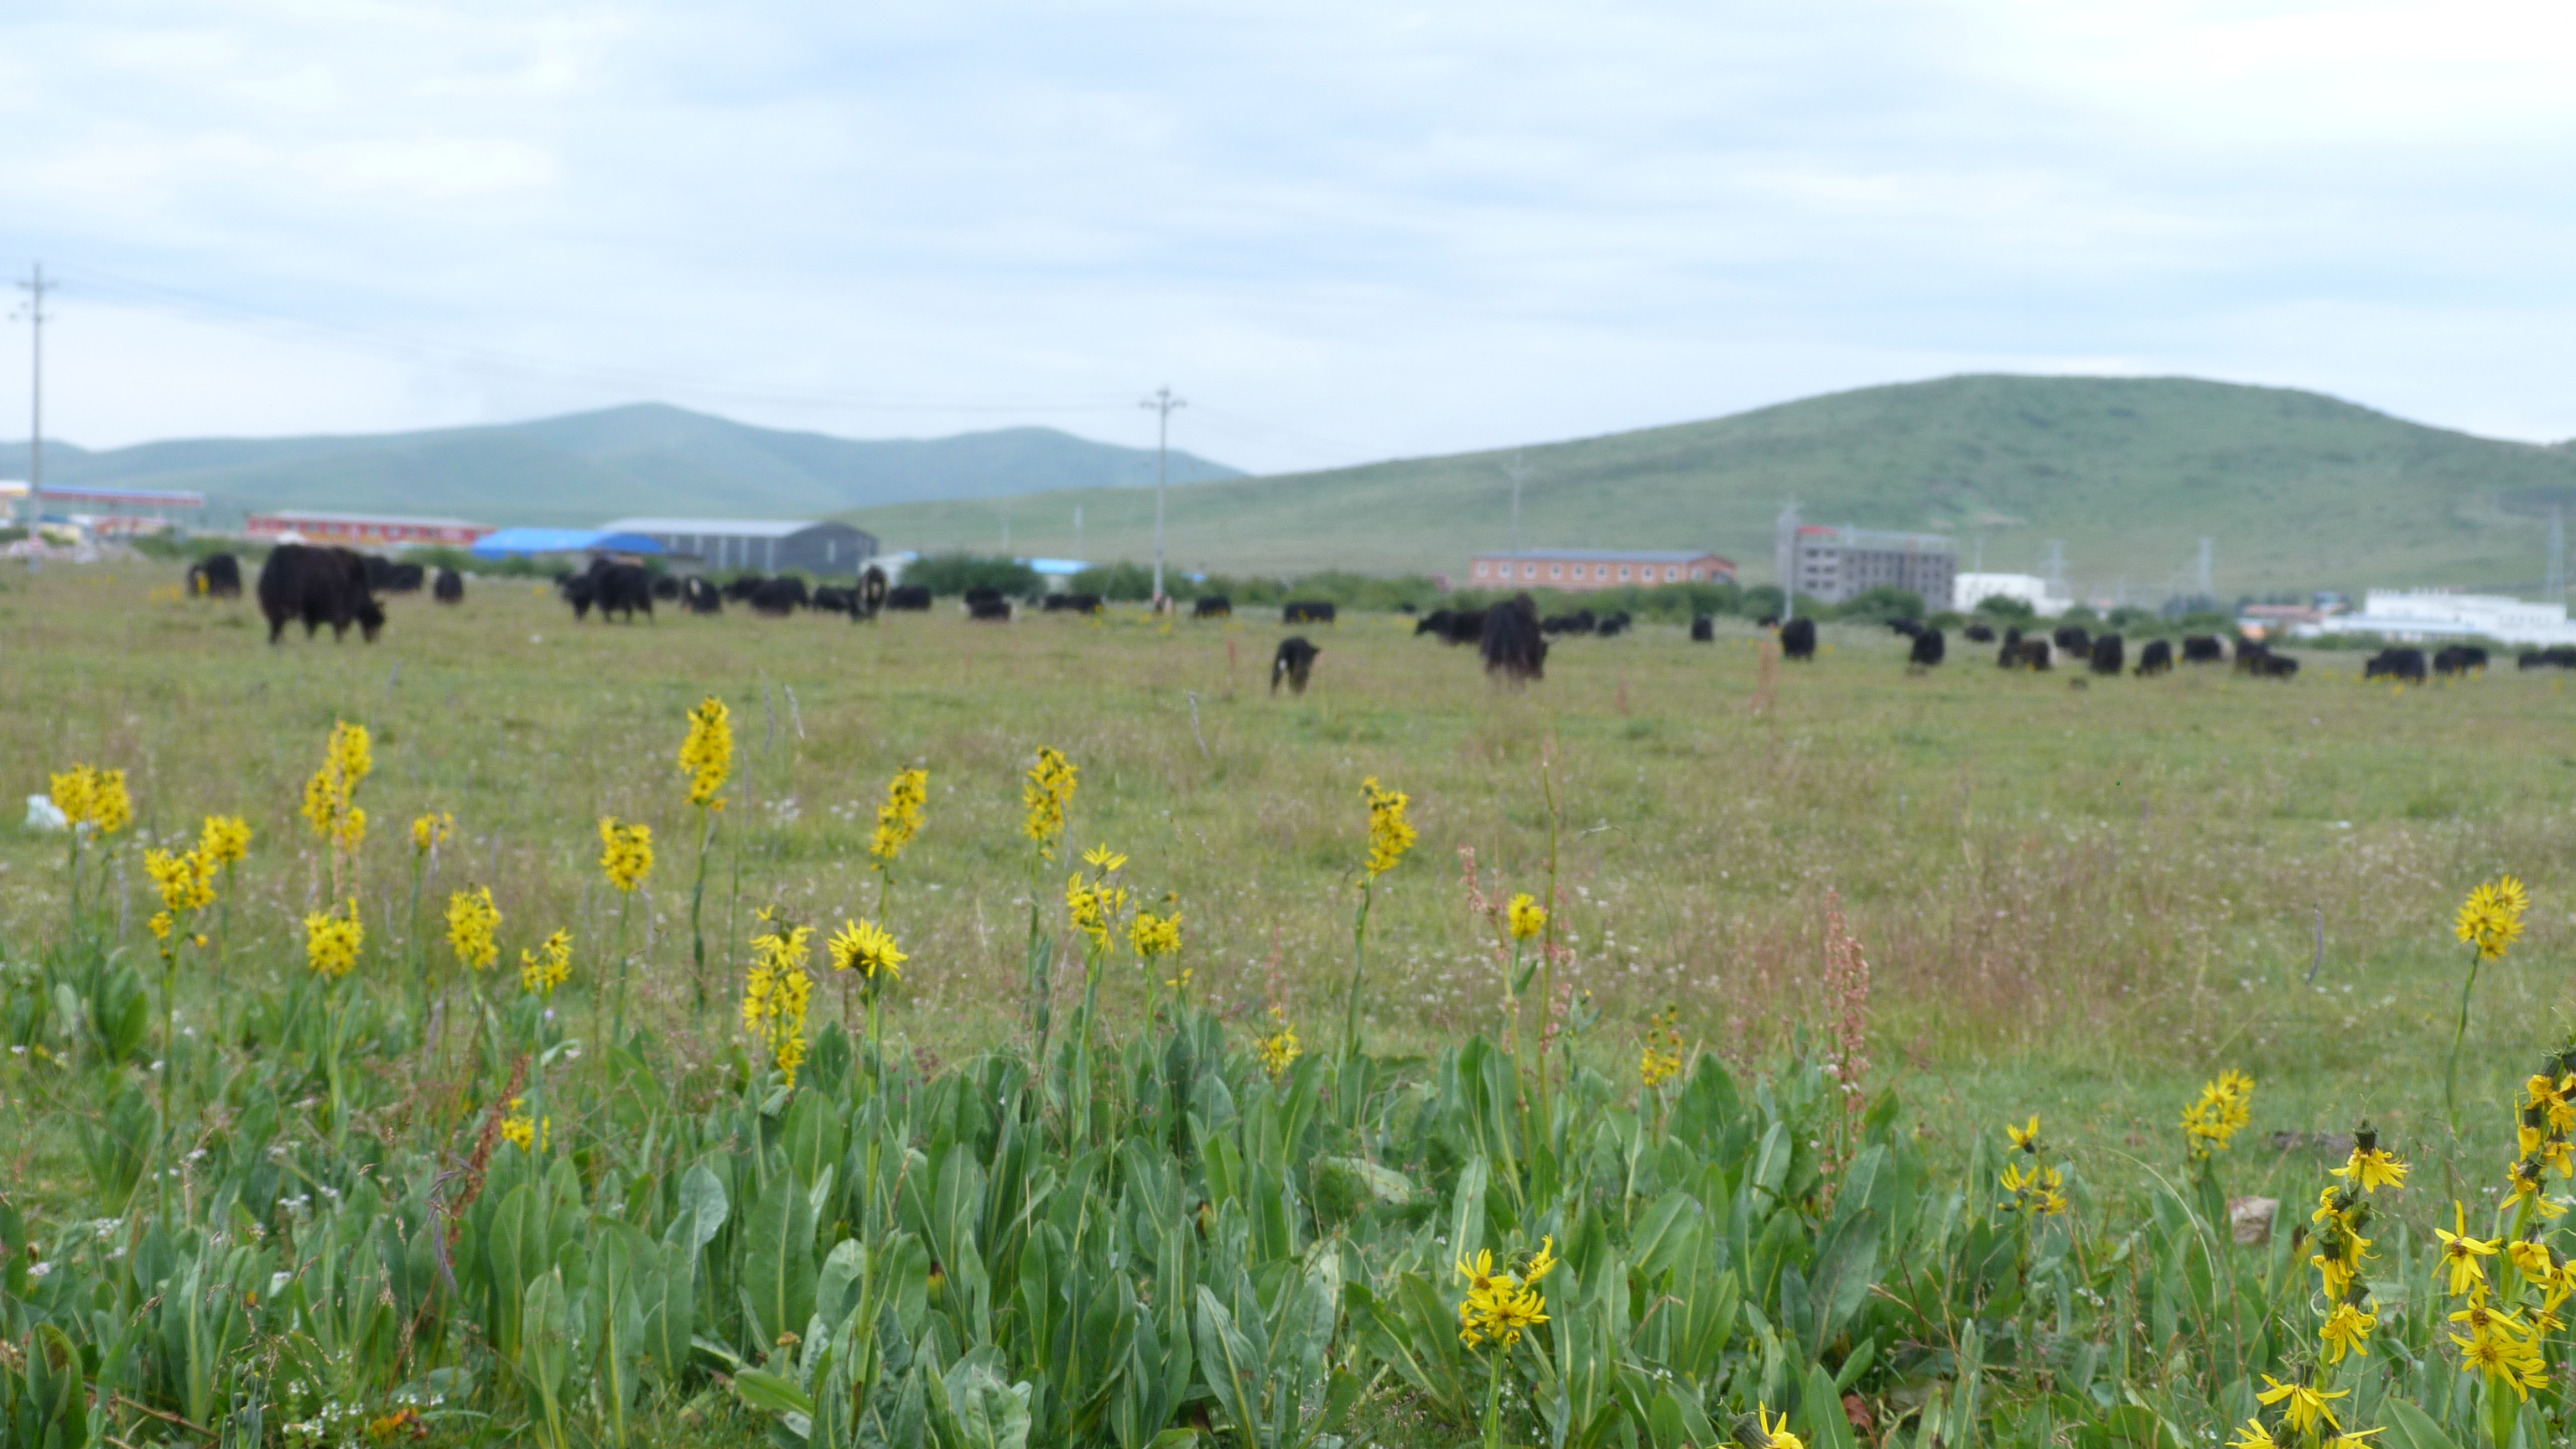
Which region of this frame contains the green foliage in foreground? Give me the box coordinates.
[4,907,2568,1449]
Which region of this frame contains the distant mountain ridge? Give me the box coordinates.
[0,403,1241,526]
[837,375,2576,595]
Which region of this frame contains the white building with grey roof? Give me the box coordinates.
[600,518,878,574]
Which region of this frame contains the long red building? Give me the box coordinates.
[244,511,493,547]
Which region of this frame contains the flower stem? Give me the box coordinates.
[1343,883,1374,1060]
[2448,943,2485,1136]
[1483,1349,1504,1449]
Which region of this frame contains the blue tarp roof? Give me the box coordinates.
[1022,558,1090,576]
[471,528,664,558]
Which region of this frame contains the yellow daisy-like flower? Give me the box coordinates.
[1256,1008,1301,1079]
[678,696,735,810]
[143,848,216,914]
[2181,1071,2254,1158]
[519,928,573,999]
[1507,892,1547,941]
[2006,1114,2043,1153]
[1021,747,1078,859]
[2228,1418,2277,1449]
[598,817,653,893]
[1130,908,1182,959]
[498,1098,548,1152]
[2255,1377,2345,1436]
[2436,1202,2501,1297]
[1360,776,1417,880]
[741,916,816,1087]
[827,917,905,983]
[304,902,365,979]
[301,721,371,854]
[446,886,501,971]
[2333,1144,2408,1193]
[2455,875,2528,960]
[49,764,133,835]
[2319,1301,2377,1363]
[1082,842,1128,874]
[197,814,252,866]
[1757,1405,1806,1449]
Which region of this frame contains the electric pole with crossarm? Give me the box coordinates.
[13,263,55,514]
[1142,386,1186,605]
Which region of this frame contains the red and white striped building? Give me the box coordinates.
[244,511,493,547]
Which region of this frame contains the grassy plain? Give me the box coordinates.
[3,558,2570,1225]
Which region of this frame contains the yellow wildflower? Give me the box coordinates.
[678,696,735,810]
[519,928,573,998]
[410,812,453,854]
[2229,1419,2277,1449]
[742,918,816,1088]
[1507,892,1547,941]
[197,814,252,866]
[2181,1071,2254,1158]
[1756,1405,1806,1449]
[1360,776,1417,880]
[2319,1301,2376,1363]
[50,765,132,835]
[1021,747,1078,859]
[2333,1143,2408,1193]
[498,1098,548,1152]
[1130,907,1182,959]
[304,902,365,979]
[2436,1202,2500,1297]
[869,767,928,865]
[143,848,216,914]
[598,817,653,892]
[2455,875,2528,960]
[2255,1377,2345,1436]
[1256,1008,1302,1079]
[2006,1114,2042,1153]
[827,917,905,983]
[446,886,501,971]
[1082,842,1129,874]
[301,721,371,854]
[1638,1006,1684,1090]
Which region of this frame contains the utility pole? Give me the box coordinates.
[1141,386,1185,605]
[1501,450,1533,558]
[2198,538,2213,598]
[2044,540,2066,607]
[13,262,53,516]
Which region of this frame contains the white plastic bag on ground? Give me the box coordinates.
[24,795,68,831]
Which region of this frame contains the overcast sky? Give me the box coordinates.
[1,0,2569,473]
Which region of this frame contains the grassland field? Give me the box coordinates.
[2,560,2570,1231]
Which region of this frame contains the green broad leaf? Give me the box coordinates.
[2377,1398,2464,1449]
[733,1367,817,1417]
[744,1170,819,1353]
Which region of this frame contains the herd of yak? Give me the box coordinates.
[190,548,2548,694]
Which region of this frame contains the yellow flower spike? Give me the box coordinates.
[868,767,928,865]
[445,886,501,971]
[2435,1202,2501,1296]
[1130,908,1182,959]
[678,696,735,809]
[1359,776,1417,880]
[519,929,573,998]
[597,817,654,892]
[303,902,365,979]
[1021,748,1078,860]
[196,814,252,866]
[410,812,454,854]
[1255,1009,1301,1079]
[1506,892,1547,941]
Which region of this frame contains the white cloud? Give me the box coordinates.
[0,0,2568,467]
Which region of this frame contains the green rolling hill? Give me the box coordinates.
[0,404,1240,527]
[843,375,2576,599]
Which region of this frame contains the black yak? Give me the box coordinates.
[2135,638,2173,676]
[858,566,888,618]
[1192,595,1232,619]
[1440,610,1488,646]
[680,576,722,614]
[1999,629,2050,670]
[1282,600,1337,625]
[585,559,657,621]
[2089,634,2125,676]
[2181,635,2226,664]
[1481,594,1548,683]
[812,586,856,615]
[184,553,242,599]
[1596,611,1632,638]
[432,567,465,605]
[1271,636,1321,693]
[1888,617,1924,638]
[966,595,1013,621]
[751,578,810,615]
[2433,645,2489,676]
[1690,614,1715,642]
[1779,616,1817,661]
[383,562,426,593]
[2251,652,2300,679]
[1041,593,1104,615]
[886,584,932,611]
[1541,610,1596,636]
[722,575,766,602]
[1415,610,1452,637]
[1962,623,1996,643]
[651,574,681,600]
[257,544,385,644]
[2365,647,2428,683]
[1909,628,1945,667]
[2053,625,2091,656]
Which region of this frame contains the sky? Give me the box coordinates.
[1,0,2570,475]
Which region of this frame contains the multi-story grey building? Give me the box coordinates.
[1773,504,1956,607]
[600,518,878,574]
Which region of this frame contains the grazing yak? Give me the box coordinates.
[2135,638,2173,676]
[651,574,682,600]
[811,586,856,615]
[1041,593,1104,615]
[185,553,243,599]
[859,566,889,618]
[257,544,385,644]
[1541,610,1596,636]
[564,558,655,622]
[1908,628,1945,668]
[1888,617,1924,638]
[751,578,811,616]
[1690,614,1715,642]
[886,584,933,611]
[966,595,1013,621]
[1596,611,1633,638]
[678,576,723,614]
[721,576,766,603]
[2181,635,2227,664]
[1998,628,2050,670]
[1413,610,1451,637]
[1481,594,1548,683]
[2089,634,2125,676]
[2053,625,2091,656]
[384,562,426,594]
[1962,623,1996,644]
[433,567,465,605]
[1282,600,1337,626]
[1435,610,1488,646]
[2433,645,2490,677]
[2365,647,2428,683]
[1779,616,1817,661]
[1271,636,1321,693]
[1193,595,1232,619]
[2233,641,2299,679]
[2519,646,2576,669]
